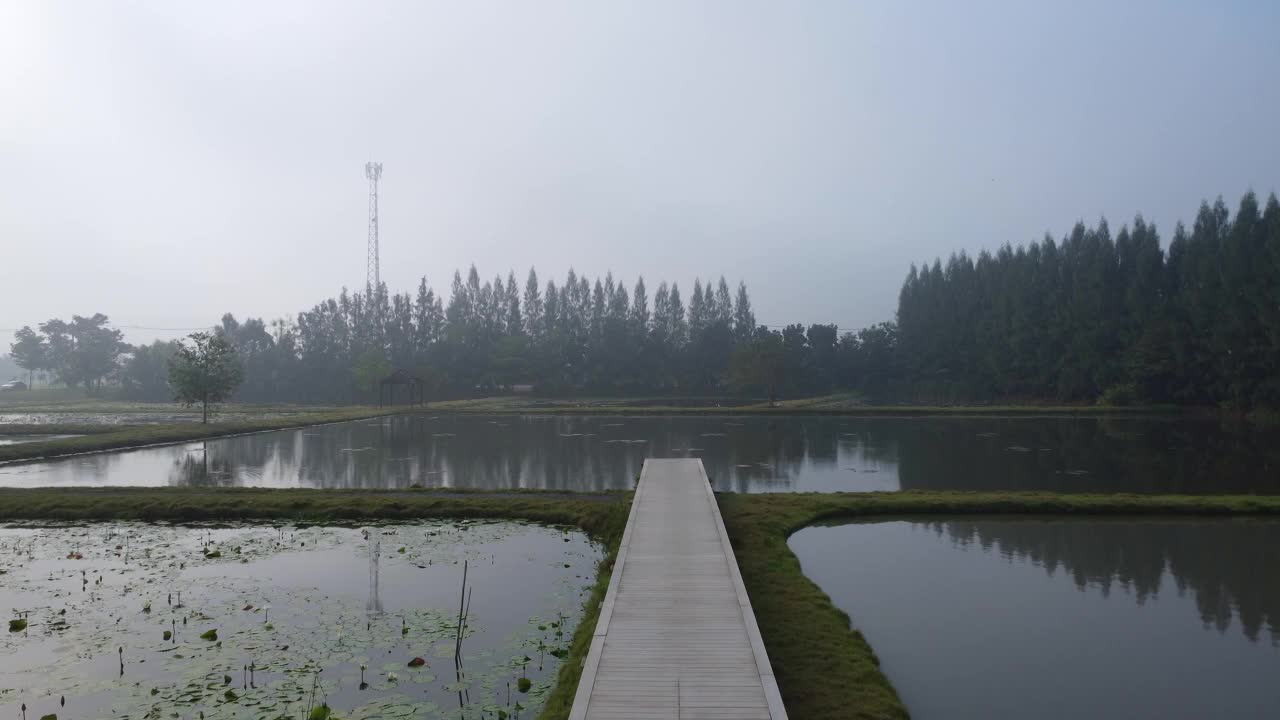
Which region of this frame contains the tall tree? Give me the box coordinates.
[38,314,127,392]
[8,326,47,388]
[523,268,543,340]
[733,282,755,344]
[168,332,244,423]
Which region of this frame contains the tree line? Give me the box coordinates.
[12,270,841,403]
[897,191,1280,408]
[9,190,1278,408]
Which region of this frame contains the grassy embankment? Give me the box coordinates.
[0,424,123,436]
[0,406,410,463]
[718,491,1280,720]
[0,486,631,720]
[427,394,1180,416]
[0,389,354,414]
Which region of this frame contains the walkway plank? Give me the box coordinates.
[570,458,787,720]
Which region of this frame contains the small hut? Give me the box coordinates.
[378,369,427,408]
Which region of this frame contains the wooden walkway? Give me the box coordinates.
[570,458,787,720]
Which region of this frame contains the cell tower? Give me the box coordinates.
[365,161,383,289]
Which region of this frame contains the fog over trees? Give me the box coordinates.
[8,191,1280,409]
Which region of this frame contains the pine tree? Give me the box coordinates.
[733,281,755,344]
[505,271,523,336]
[688,279,706,338]
[523,268,543,340]
[714,277,733,326]
[631,277,650,334]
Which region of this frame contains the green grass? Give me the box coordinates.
[0,424,122,436]
[0,390,355,414]
[426,394,1179,416]
[0,486,631,720]
[0,407,413,463]
[717,490,1280,720]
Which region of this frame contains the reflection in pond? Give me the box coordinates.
[1,414,1278,493]
[0,521,598,720]
[790,519,1280,719]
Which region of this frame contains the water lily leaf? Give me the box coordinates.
[406,657,427,667]
[517,677,532,693]
[200,629,218,641]
[8,618,27,632]
[308,705,331,720]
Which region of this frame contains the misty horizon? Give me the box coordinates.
[4,2,1278,346]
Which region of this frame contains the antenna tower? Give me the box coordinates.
[365,161,383,289]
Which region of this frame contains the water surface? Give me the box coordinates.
[790,519,1280,719]
[0,521,598,719]
[1,414,1276,493]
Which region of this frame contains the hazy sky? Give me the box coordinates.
[3,1,1278,344]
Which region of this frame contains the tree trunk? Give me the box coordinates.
[202,392,208,424]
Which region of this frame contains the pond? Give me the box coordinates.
[0,520,598,719]
[2,414,1277,493]
[790,518,1280,719]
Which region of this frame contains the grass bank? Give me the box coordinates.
[717,491,1280,720]
[0,486,631,720]
[0,392,355,414]
[0,423,122,436]
[0,407,409,463]
[427,394,1179,416]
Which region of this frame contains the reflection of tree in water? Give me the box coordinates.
[159,415,1279,494]
[169,432,299,487]
[163,415,901,491]
[170,447,236,487]
[927,519,1280,644]
[898,417,1280,494]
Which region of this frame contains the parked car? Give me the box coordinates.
[0,380,27,392]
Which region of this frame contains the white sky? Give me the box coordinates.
[2,1,1278,343]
